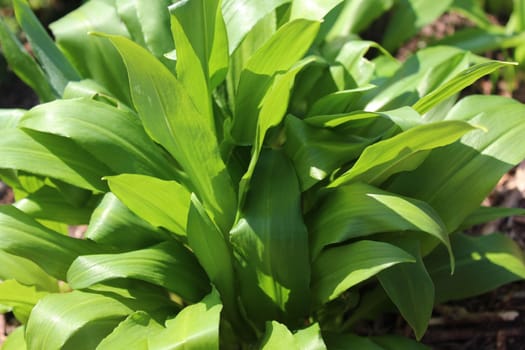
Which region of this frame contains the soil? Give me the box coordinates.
[1,7,525,350]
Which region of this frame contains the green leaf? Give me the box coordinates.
[1,325,27,350]
[426,233,525,303]
[293,323,327,350]
[0,18,55,101]
[460,206,525,229]
[170,0,228,130]
[381,0,453,52]
[311,240,415,305]
[372,335,431,350]
[148,288,222,350]
[108,35,236,232]
[413,60,517,114]
[135,0,173,60]
[13,0,80,95]
[378,243,434,340]
[325,0,394,38]
[0,109,25,129]
[186,194,246,334]
[0,128,111,192]
[67,241,210,303]
[106,174,190,237]
[221,0,290,54]
[290,0,344,20]
[97,311,164,350]
[26,291,133,350]
[231,150,310,326]
[49,0,132,104]
[14,185,96,225]
[388,95,525,232]
[20,98,178,180]
[85,193,170,251]
[0,205,105,280]
[324,333,384,350]
[260,321,297,349]
[329,120,476,188]
[0,280,49,324]
[0,251,57,292]
[284,115,373,190]
[309,183,451,264]
[231,19,320,144]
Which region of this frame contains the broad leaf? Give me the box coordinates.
[231,150,310,326]
[67,241,210,303]
[1,326,27,350]
[20,98,178,180]
[85,193,170,251]
[0,280,48,323]
[26,291,133,350]
[426,233,525,303]
[260,321,297,349]
[0,251,57,292]
[231,19,320,144]
[293,323,327,350]
[0,129,111,192]
[108,35,236,231]
[309,183,451,264]
[388,95,525,232]
[378,243,434,340]
[290,0,344,21]
[148,289,222,350]
[97,311,164,350]
[311,240,415,305]
[329,120,476,188]
[0,206,106,280]
[106,174,190,237]
[186,195,247,334]
[170,0,228,129]
[460,206,525,230]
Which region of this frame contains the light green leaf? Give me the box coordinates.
[50,0,132,104]
[0,280,48,324]
[136,0,173,60]
[13,0,80,95]
[378,243,434,340]
[26,291,133,350]
[97,311,164,350]
[0,18,55,101]
[329,120,476,188]
[426,233,525,303]
[170,0,228,129]
[20,98,178,180]
[290,0,344,21]
[85,192,170,251]
[260,321,298,349]
[231,150,310,326]
[0,109,25,129]
[1,325,27,350]
[0,205,105,280]
[413,60,517,114]
[67,241,210,303]
[148,288,222,350]
[0,129,111,192]
[309,183,451,265]
[106,174,190,237]
[0,251,57,292]
[222,0,290,54]
[231,19,320,144]
[293,323,327,350]
[108,35,236,232]
[311,240,415,305]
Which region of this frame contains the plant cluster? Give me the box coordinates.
[1,0,525,349]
